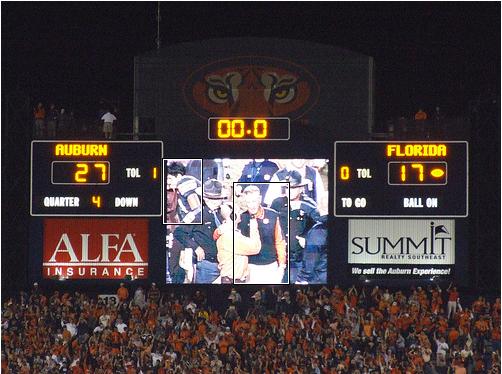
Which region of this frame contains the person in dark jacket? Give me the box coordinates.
[271,170,321,283]
[238,185,287,284]
[174,179,229,284]
[238,159,279,197]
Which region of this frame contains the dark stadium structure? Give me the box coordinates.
[22,38,477,290]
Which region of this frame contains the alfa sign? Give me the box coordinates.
[43,219,149,279]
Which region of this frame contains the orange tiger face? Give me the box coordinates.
[183,56,319,120]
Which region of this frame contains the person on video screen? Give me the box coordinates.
[238,185,287,284]
[164,169,188,283]
[174,179,228,284]
[271,170,321,283]
[296,191,328,284]
[216,213,262,283]
[238,159,279,196]
[186,159,222,182]
[166,161,202,224]
[264,159,324,206]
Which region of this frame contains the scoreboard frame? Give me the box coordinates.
[334,140,469,218]
[30,140,164,217]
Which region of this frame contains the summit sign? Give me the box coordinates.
[348,220,455,265]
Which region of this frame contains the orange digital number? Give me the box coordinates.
[411,163,424,182]
[400,163,425,183]
[231,119,245,138]
[75,163,89,182]
[340,166,350,180]
[92,195,101,208]
[93,163,107,182]
[217,120,231,138]
[253,119,268,138]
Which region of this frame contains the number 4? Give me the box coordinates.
[92,195,101,208]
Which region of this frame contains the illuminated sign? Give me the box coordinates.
[388,161,447,185]
[208,117,290,140]
[43,219,148,280]
[31,141,163,216]
[386,144,447,157]
[52,161,111,184]
[348,219,455,278]
[54,143,109,156]
[334,141,468,217]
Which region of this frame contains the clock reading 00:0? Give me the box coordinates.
[217,119,267,138]
[208,117,290,140]
[51,161,110,184]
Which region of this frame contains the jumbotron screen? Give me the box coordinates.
[29,38,469,286]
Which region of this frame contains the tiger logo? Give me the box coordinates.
[183,56,320,120]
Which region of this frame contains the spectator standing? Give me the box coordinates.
[228,288,242,306]
[116,282,129,304]
[33,102,45,138]
[148,282,161,305]
[447,284,460,319]
[415,108,430,139]
[433,106,444,137]
[97,98,107,121]
[101,109,117,139]
[57,108,71,138]
[31,281,40,297]
[133,286,146,309]
[415,108,428,121]
[46,103,58,138]
[435,333,450,371]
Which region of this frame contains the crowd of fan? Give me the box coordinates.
[2,283,500,373]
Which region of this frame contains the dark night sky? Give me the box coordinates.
[2,2,500,121]
[1,2,500,291]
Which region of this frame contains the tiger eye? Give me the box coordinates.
[275,90,288,98]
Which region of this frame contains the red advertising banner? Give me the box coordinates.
[43,219,148,279]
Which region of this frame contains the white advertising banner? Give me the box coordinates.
[348,220,455,265]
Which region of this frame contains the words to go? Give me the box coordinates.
[341,197,367,208]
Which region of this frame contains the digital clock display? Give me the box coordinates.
[208,117,290,140]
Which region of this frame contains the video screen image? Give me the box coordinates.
[164,159,329,284]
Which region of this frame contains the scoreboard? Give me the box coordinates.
[334,141,468,217]
[31,141,163,216]
[28,38,471,286]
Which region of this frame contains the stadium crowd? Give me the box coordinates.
[1,283,500,373]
